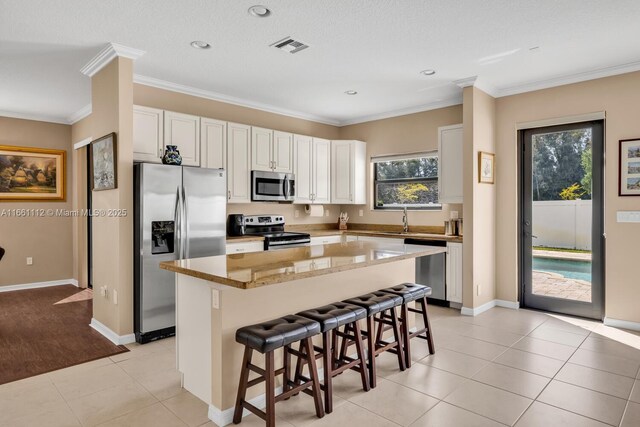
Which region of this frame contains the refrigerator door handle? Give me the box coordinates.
[182,186,188,259]
[174,186,182,259]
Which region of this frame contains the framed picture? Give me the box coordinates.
[0,145,66,201]
[90,133,117,191]
[478,151,495,184]
[619,138,640,196]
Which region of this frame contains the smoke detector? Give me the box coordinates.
[271,37,309,54]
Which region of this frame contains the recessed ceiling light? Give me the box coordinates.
[344,90,358,95]
[190,41,211,49]
[248,5,271,17]
[420,69,436,76]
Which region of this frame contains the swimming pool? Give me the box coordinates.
[532,257,592,282]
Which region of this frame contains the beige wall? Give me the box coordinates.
[0,117,74,286]
[90,57,135,335]
[338,105,464,227]
[461,87,497,308]
[495,71,640,323]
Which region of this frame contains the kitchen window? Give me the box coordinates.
[373,152,441,210]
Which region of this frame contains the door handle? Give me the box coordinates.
[174,186,182,258]
[182,187,188,258]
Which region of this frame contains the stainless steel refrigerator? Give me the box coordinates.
[134,163,226,343]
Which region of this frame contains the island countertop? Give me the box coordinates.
[160,241,446,289]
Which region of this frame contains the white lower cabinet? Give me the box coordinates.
[446,242,463,303]
[226,241,264,254]
[309,235,342,246]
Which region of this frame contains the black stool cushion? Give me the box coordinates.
[236,315,321,353]
[344,291,403,315]
[297,302,367,333]
[380,283,432,303]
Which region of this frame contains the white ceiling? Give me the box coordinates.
[1,0,640,126]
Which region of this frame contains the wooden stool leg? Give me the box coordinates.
[420,297,435,354]
[265,351,276,427]
[400,303,412,367]
[283,344,292,398]
[322,331,333,413]
[389,308,406,371]
[304,338,325,419]
[366,316,377,388]
[233,346,253,424]
[353,321,371,392]
[293,341,305,388]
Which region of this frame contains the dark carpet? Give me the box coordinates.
[0,284,128,385]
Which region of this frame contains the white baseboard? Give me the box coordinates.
[461,299,519,316]
[603,317,640,332]
[0,278,78,292]
[90,318,136,346]
[209,386,284,426]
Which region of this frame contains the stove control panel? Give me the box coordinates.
[244,215,284,226]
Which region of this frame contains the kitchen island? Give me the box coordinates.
[160,240,446,426]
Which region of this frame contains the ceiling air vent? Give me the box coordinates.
[271,37,309,54]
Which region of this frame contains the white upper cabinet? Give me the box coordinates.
[293,134,313,203]
[164,111,200,166]
[227,122,251,203]
[438,124,464,204]
[251,126,273,172]
[312,138,331,203]
[273,131,293,173]
[133,105,163,163]
[293,136,331,204]
[331,140,366,204]
[252,127,293,173]
[200,118,226,169]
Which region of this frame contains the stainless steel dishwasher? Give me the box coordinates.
[404,239,447,305]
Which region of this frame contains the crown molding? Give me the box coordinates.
[495,59,640,98]
[67,103,92,124]
[338,96,463,126]
[80,42,146,77]
[133,74,342,126]
[453,76,478,88]
[0,109,69,125]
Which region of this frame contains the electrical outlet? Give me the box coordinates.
[113,289,118,305]
[26,257,33,265]
[359,209,364,217]
[100,286,108,298]
[325,210,330,217]
[476,284,481,296]
[294,210,300,218]
[211,289,220,309]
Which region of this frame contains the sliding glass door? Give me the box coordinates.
[520,121,604,319]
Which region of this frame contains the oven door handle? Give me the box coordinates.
[268,239,310,246]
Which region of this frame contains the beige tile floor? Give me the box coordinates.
[2,306,640,426]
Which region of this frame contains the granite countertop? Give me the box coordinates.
[225,229,463,243]
[161,241,446,289]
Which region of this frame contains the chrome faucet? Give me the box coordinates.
[402,207,409,233]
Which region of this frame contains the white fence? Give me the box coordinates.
[533,200,592,250]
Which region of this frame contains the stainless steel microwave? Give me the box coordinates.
[251,170,295,202]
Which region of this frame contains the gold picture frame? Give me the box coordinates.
[0,145,66,201]
[478,151,495,184]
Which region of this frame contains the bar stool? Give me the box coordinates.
[296,302,370,413]
[381,283,435,367]
[343,291,405,388]
[233,315,324,426]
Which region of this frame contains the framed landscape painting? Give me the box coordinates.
[0,145,66,201]
[90,133,117,191]
[619,138,640,196]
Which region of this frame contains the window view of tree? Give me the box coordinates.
[374,155,440,209]
[532,129,592,201]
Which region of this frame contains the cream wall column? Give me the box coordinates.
[458,78,498,314]
[80,43,144,343]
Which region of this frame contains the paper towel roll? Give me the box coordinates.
[305,204,324,217]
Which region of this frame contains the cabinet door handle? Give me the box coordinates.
[236,248,245,252]
[158,148,163,157]
[228,190,231,200]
